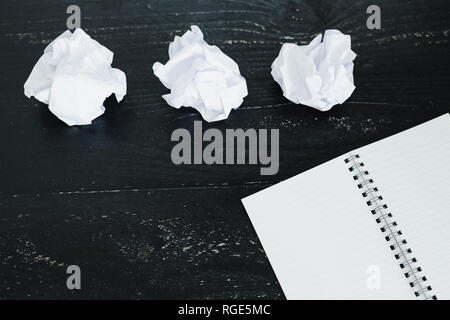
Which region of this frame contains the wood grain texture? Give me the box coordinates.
[0,0,449,299]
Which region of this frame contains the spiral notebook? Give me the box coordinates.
[242,114,450,300]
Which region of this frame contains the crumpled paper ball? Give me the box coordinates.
[24,28,127,126]
[153,25,248,122]
[271,29,356,111]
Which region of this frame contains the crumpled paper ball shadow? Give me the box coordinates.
[24,28,127,126]
[153,25,248,122]
[271,29,356,111]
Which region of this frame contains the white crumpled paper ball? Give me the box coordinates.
[271,29,356,111]
[24,28,127,126]
[153,25,248,122]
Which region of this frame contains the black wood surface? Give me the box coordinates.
[0,0,449,299]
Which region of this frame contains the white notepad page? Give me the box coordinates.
[242,114,450,299]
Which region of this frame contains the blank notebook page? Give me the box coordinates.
[242,114,450,300]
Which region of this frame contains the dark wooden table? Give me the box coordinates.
[0,0,449,299]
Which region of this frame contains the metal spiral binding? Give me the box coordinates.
[345,153,437,300]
